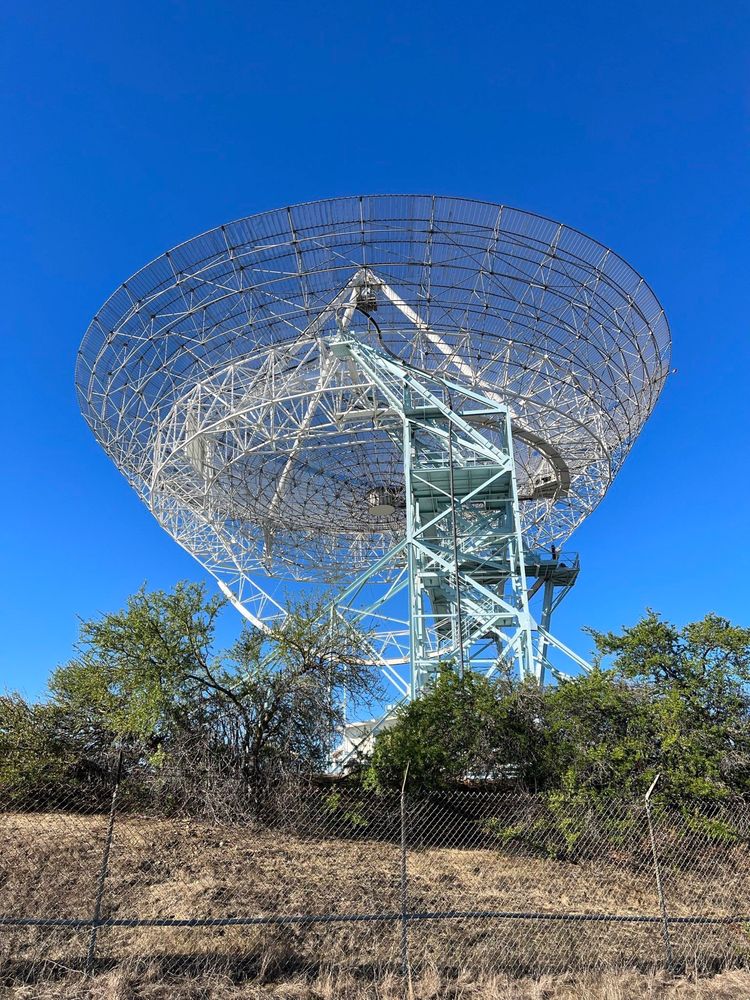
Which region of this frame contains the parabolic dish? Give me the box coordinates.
[76,195,670,590]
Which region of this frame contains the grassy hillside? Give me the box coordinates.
[1,809,749,998]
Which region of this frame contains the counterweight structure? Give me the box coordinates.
[76,196,671,707]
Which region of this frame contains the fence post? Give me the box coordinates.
[644,773,674,969]
[400,764,411,993]
[86,749,124,975]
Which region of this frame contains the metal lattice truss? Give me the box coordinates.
[328,333,592,699]
[76,196,671,637]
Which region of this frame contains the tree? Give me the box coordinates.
[364,667,545,791]
[226,596,383,795]
[8,596,750,812]
[528,611,750,807]
[49,582,224,752]
[42,583,382,806]
[541,669,654,801]
[365,611,750,806]
[585,610,750,803]
[0,694,113,805]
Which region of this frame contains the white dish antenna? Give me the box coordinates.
[76,195,670,696]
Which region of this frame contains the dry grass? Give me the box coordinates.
[2,810,750,996]
[4,964,750,999]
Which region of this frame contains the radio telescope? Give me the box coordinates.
[76,195,670,708]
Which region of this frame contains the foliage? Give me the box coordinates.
[367,611,750,808]
[49,582,225,751]
[364,667,545,791]
[541,669,655,802]
[585,610,750,804]
[2,583,381,807]
[4,593,750,816]
[0,694,113,805]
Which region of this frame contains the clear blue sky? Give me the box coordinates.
[1,2,748,698]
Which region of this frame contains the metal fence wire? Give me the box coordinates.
[2,758,750,992]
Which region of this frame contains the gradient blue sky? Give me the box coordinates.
[1,2,748,698]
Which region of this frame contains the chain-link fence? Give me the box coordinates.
[2,756,750,995]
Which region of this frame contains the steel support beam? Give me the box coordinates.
[329,335,586,696]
